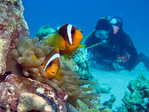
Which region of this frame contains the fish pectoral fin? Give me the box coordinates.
[54,69,63,81]
[78,44,86,48]
[45,34,55,45]
[52,33,66,50]
[64,54,72,59]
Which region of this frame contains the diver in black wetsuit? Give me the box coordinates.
[84,16,149,71]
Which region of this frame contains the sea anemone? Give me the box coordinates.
[6,36,100,109]
[36,63,100,108]
[7,36,52,78]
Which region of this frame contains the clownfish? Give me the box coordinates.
[45,24,85,58]
[41,48,62,80]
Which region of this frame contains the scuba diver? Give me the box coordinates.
[83,16,149,71]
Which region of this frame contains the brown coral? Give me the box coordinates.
[0,74,68,111]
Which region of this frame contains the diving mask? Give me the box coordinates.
[95,30,109,40]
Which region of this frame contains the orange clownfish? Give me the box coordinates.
[46,24,85,58]
[41,48,62,80]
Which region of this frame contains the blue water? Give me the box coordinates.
[22,0,149,55]
[22,1,149,110]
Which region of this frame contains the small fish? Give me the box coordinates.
[41,48,62,80]
[46,24,85,58]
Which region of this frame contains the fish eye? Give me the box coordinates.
[71,29,75,34]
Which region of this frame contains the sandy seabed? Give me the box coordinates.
[90,62,149,110]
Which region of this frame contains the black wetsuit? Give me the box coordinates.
[85,30,139,71]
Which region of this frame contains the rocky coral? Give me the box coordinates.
[0,74,68,111]
[119,74,149,112]
[99,84,111,94]
[0,0,29,75]
[0,0,101,111]
[36,25,56,40]
[17,92,58,112]
[74,48,93,80]
[103,95,116,109]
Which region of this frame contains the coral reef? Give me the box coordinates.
[103,95,116,109]
[74,48,93,80]
[0,0,100,111]
[0,74,68,111]
[17,92,58,112]
[99,84,111,94]
[6,33,100,110]
[119,74,149,112]
[36,25,56,40]
[6,34,100,110]
[0,0,29,75]
[60,48,80,71]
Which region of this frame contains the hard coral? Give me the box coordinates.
[36,25,56,40]
[74,48,93,80]
[17,92,58,112]
[0,0,29,75]
[0,74,68,111]
[119,74,149,112]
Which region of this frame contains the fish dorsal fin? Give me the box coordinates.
[43,53,60,71]
[67,24,73,45]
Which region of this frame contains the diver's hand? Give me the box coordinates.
[99,40,107,45]
[117,52,130,63]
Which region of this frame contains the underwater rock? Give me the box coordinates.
[17,92,58,112]
[102,108,112,112]
[99,84,111,93]
[120,74,149,112]
[103,95,116,109]
[74,48,93,80]
[0,74,68,111]
[36,25,56,40]
[0,0,29,75]
[0,81,20,111]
